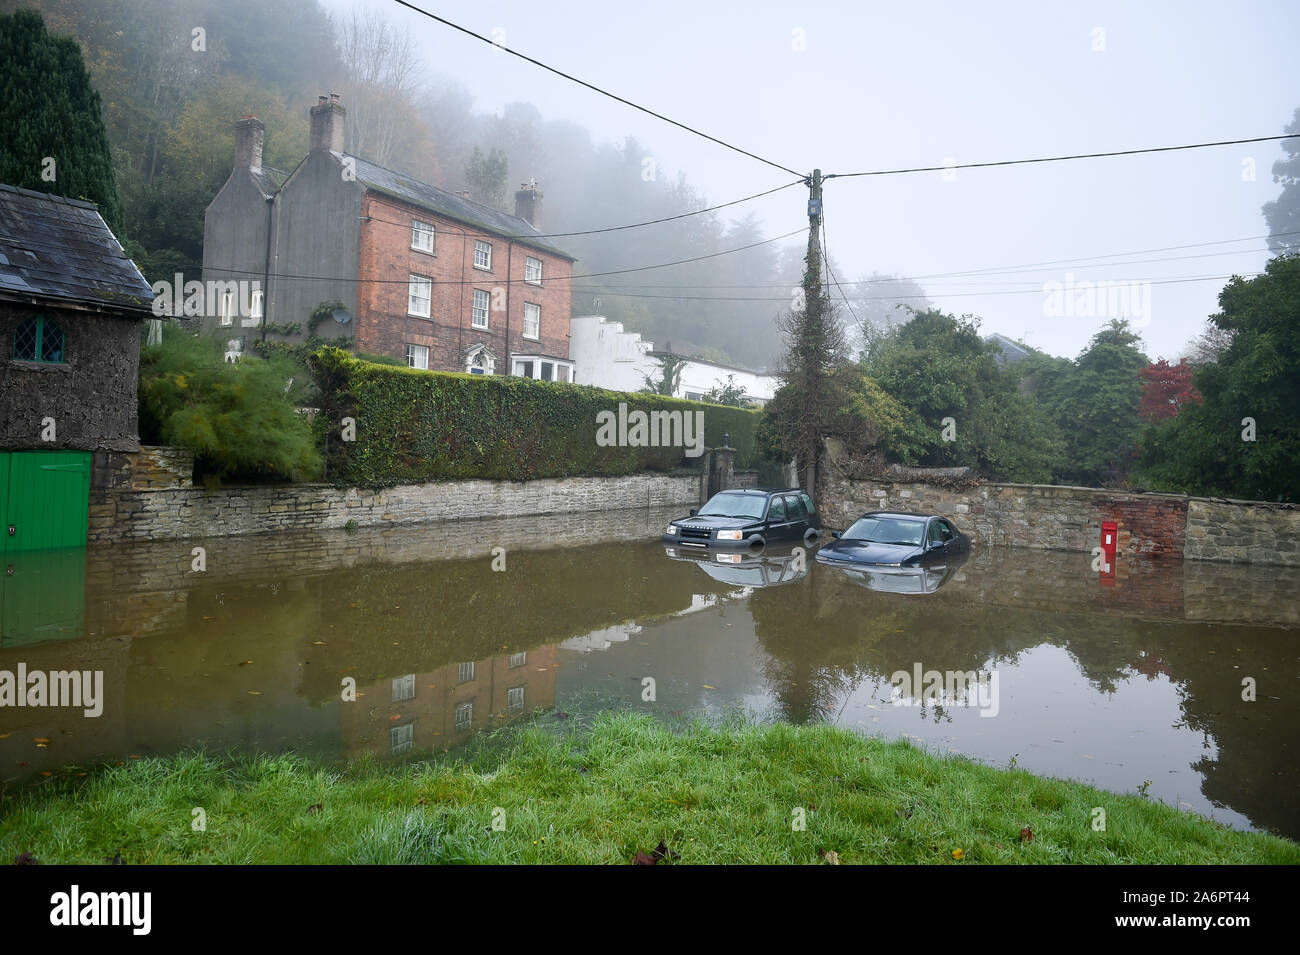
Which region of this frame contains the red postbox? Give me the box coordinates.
[1100,520,1118,582]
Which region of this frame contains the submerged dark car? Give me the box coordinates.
[663,488,822,548]
[663,541,812,588]
[815,512,970,567]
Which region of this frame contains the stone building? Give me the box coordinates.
[202,95,577,380]
[0,182,152,552]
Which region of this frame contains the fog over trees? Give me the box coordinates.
[10,0,936,369]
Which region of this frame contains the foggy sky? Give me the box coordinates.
[324,0,1300,361]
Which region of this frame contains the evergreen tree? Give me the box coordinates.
[0,9,123,232]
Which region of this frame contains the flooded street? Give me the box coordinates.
[3,507,1296,839]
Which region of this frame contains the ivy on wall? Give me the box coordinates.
[308,347,761,486]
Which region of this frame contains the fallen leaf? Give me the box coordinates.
[306,803,324,815]
[389,714,401,721]
[702,684,717,690]
[237,660,254,666]
[33,738,50,744]
[817,848,840,864]
[1020,826,1034,844]
[247,690,262,695]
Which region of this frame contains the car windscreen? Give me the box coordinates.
[696,493,767,520]
[843,516,925,546]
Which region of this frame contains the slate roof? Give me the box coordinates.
[342,153,574,261]
[251,164,290,199]
[984,333,1033,366]
[0,183,152,314]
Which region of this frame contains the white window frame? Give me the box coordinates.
[458,661,475,684]
[408,274,432,318]
[472,289,490,329]
[405,343,429,370]
[455,702,473,731]
[391,722,414,754]
[411,219,435,254]
[509,651,527,669]
[507,685,525,713]
[474,240,492,271]
[392,674,416,702]
[522,302,540,340]
[524,256,542,285]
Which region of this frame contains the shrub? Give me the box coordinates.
[308,347,760,486]
[138,325,322,483]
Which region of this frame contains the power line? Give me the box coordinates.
[390,0,804,178]
[359,178,805,242]
[566,235,1292,291]
[569,271,1264,303]
[820,215,864,334]
[824,134,1300,180]
[198,227,808,288]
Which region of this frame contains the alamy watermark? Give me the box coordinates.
[596,402,704,458]
[889,663,1000,717]
[150,275,262,323]
[1042,273,1150,326]
[0,664,103,717]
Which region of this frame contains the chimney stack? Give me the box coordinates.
[309,93,345,153]
[234,115,264,174]
[514,181,542,229]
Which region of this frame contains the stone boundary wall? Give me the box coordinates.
[823,474,1300,567]
[89,447,699,544]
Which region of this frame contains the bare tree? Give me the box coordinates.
[334,10,423,168]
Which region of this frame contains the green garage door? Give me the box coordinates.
[1,450,92,553]
[0,451,91,646]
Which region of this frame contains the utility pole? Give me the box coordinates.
[800,169,824,495]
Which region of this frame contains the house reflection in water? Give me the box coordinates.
[340,646,558,758]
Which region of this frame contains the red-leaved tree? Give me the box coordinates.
[1138,358,1200,422]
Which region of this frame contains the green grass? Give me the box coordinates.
[2,711,1296,864]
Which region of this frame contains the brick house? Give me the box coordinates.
[202,95,577,380]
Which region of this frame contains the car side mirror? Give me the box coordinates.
[831,531,841,539]
[689,508,697,517]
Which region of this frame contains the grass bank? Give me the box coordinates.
[3,712,1295,864]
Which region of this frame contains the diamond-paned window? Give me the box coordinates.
[13,316,65,363]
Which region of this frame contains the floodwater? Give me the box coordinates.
[2,507,1296,839]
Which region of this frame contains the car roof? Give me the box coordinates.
[713,487,805,496]
[854,511,941,521]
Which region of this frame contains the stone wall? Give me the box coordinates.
[0,301,141,452]
[822,473,1300,567]
[88,447,699,544]
[1185,498,1300,565]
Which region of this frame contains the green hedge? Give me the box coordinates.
[308,347,761,486]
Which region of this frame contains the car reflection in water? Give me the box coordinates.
[663,541,813,589]
[828,549,969,594]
